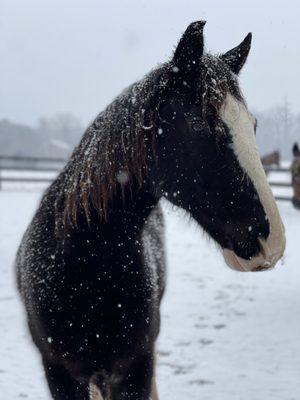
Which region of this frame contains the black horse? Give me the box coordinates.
[16,21,285,399]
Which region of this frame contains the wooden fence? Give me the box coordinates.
[264,166,292,202]
[0,155,294,203]
[0,155,66,190]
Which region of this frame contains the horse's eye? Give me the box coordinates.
[192,120,206,132]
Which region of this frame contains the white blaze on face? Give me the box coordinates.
[219,93,286,272]
[89,383,104,400]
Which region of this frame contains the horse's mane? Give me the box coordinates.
[52,53,240,228]
[53,65,167,227]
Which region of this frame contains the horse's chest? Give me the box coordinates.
[47,252,156,325]
[41,263,157,363]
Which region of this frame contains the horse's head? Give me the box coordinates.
[150,21,285,272]
[291,143,300,209]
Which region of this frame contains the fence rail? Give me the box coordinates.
[0,177,54,183]
[268,181,292,187]
[0,165,63,172]
[0,155,66,190]
[0,156,294,203]
[0,155,67,163]
[265,166,290,173]
[274,195,292,202]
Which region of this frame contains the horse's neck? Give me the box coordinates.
[72,181,159,241]
[106,185,158,230]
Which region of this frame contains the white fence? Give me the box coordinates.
[0,155,293,202]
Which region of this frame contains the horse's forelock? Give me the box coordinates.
[194,54,244,117]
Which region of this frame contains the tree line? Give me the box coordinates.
[1,102,299,161]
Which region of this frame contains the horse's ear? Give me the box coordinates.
[173,21,206,79]
[293,143,300,157]
[221,33,252,75]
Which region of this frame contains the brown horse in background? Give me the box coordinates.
[291,143,300,209]
[261,151,280,171]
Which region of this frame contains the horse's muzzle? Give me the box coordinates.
[222,238,284,272]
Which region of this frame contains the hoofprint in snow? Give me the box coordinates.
[0,190,299,400]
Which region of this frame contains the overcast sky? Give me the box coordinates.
[1,0,299,126]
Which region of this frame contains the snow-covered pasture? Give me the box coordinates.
[0,187,299,399]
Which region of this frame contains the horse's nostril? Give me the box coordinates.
[258,237,273,261]
[258,239,266,259]
[253,264,270,272]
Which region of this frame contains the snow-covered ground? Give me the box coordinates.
[0,189,299,399]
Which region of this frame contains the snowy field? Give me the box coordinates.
[0,189,299,399]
